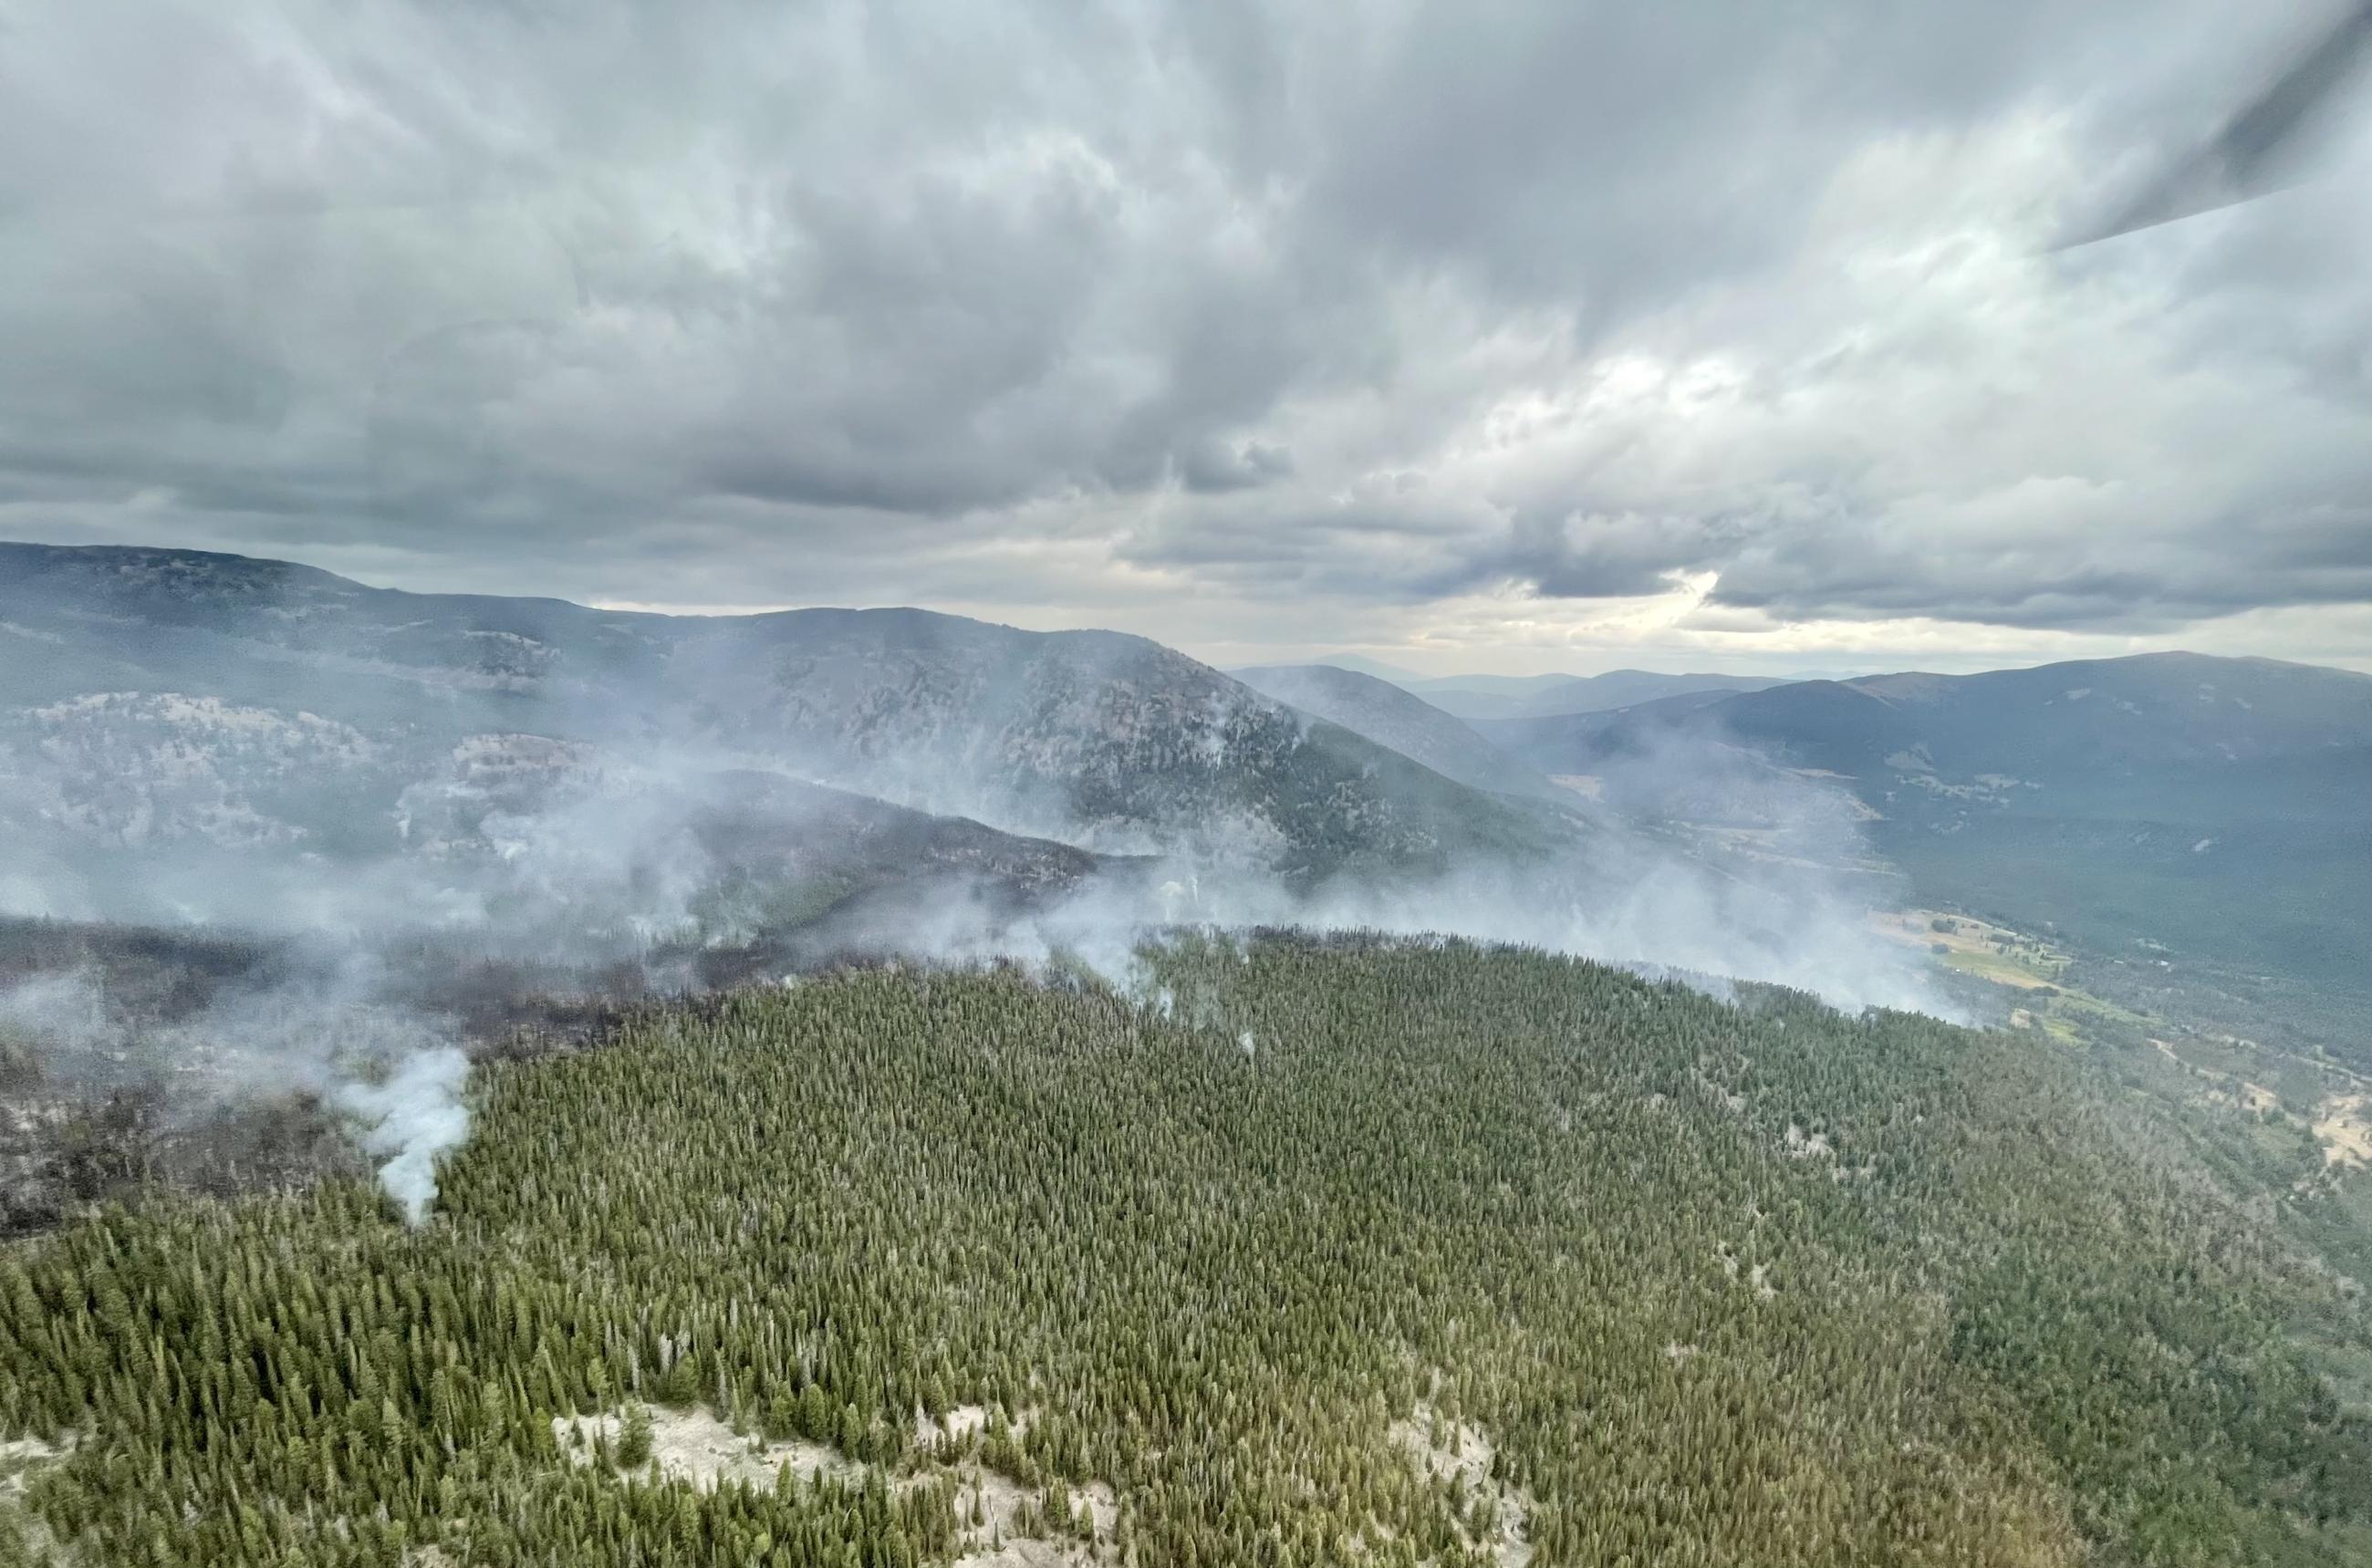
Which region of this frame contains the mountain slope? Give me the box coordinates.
[1309,652,1430,683]
[0,544,1585,907]
[7,943,2369,1563]
[1229,662,1569,801]
[1498,653,2372,812]
[0,699,1125,943]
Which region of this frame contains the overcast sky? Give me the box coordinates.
[5,1,2371,676]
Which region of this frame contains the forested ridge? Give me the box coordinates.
[3,938,2367,1565]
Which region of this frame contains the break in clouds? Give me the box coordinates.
[2,1,2371,666]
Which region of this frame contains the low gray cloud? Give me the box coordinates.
[3,0,2370,664]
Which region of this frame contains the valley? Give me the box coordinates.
[1462,654,2372,1069]
[8,4,2372,1562]
[2,545,2370,1566]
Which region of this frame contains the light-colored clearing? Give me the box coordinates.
[954,1543,1085,1568]
[916,1402,995,1449]
[556,1406,867,1494]
[1548,774,1603,800]
[1784,772,1885,820]
[2232,1082,2281,1115]
[2151,1039,2304,1127]
[950,1470,1116,1568]
[1944,950,2058,991]
[1871,909,2065,987]
[1390,1403,1532,1568]
[561,1405,1114,1567]
[1691,825,1836,871]
[0,1434,73,1477]
[0,1432,77,1563]
[2315,1095,2372,1171]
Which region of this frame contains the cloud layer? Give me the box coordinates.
[4,0,2370,670]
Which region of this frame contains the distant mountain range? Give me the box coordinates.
[1482,651,2372,1002]
[1228,664,1568,802]
[0,544,1587,937]
[10,542,2368,1023]
[1304,664,1789,721]
[1300,652,1431,684]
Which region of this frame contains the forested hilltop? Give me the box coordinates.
[4,940,2369,1566]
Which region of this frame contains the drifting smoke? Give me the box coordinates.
[874,710,1949,1017]
[0,949,473,1225]
[335,1045,471,1224]
[0,698,1948,1015]
[0,545,1971,1232]
[0,969,116,1058]
[191,973,474,1224]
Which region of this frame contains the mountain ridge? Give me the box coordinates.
[1410,667,1787,721]
[1228,662,1571,802]
[1482,649,2372,1011]
[0,543,1589,910]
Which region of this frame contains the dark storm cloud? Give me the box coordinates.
[1,0,2369,657]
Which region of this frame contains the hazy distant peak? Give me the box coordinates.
[1230,663,1566,803]
[1307,652,1431,684]
[1412,669,1787,722]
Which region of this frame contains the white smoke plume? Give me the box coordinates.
[0,951,473,1225]
[334,1045,472,1224]
[0,550,1970,1228]
[0,969,117,1060]
[0,707,1950,1023]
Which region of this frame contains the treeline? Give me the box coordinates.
[2,938,2367,1564]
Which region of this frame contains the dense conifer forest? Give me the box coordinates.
[3,937,2368,1565]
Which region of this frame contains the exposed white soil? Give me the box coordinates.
[2147,1039,2372,1187]
[556,1405,867,1494]
[0,1431,78,1563]
[2149,1039,2283,1115]
[915,1402,995,1449]
[561,1404,1116,1567]
[0,1432,76,1487]
[1389,1402,1533,1568]
[949,1469,1116,1568]
[2315,1095,2372,1171]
